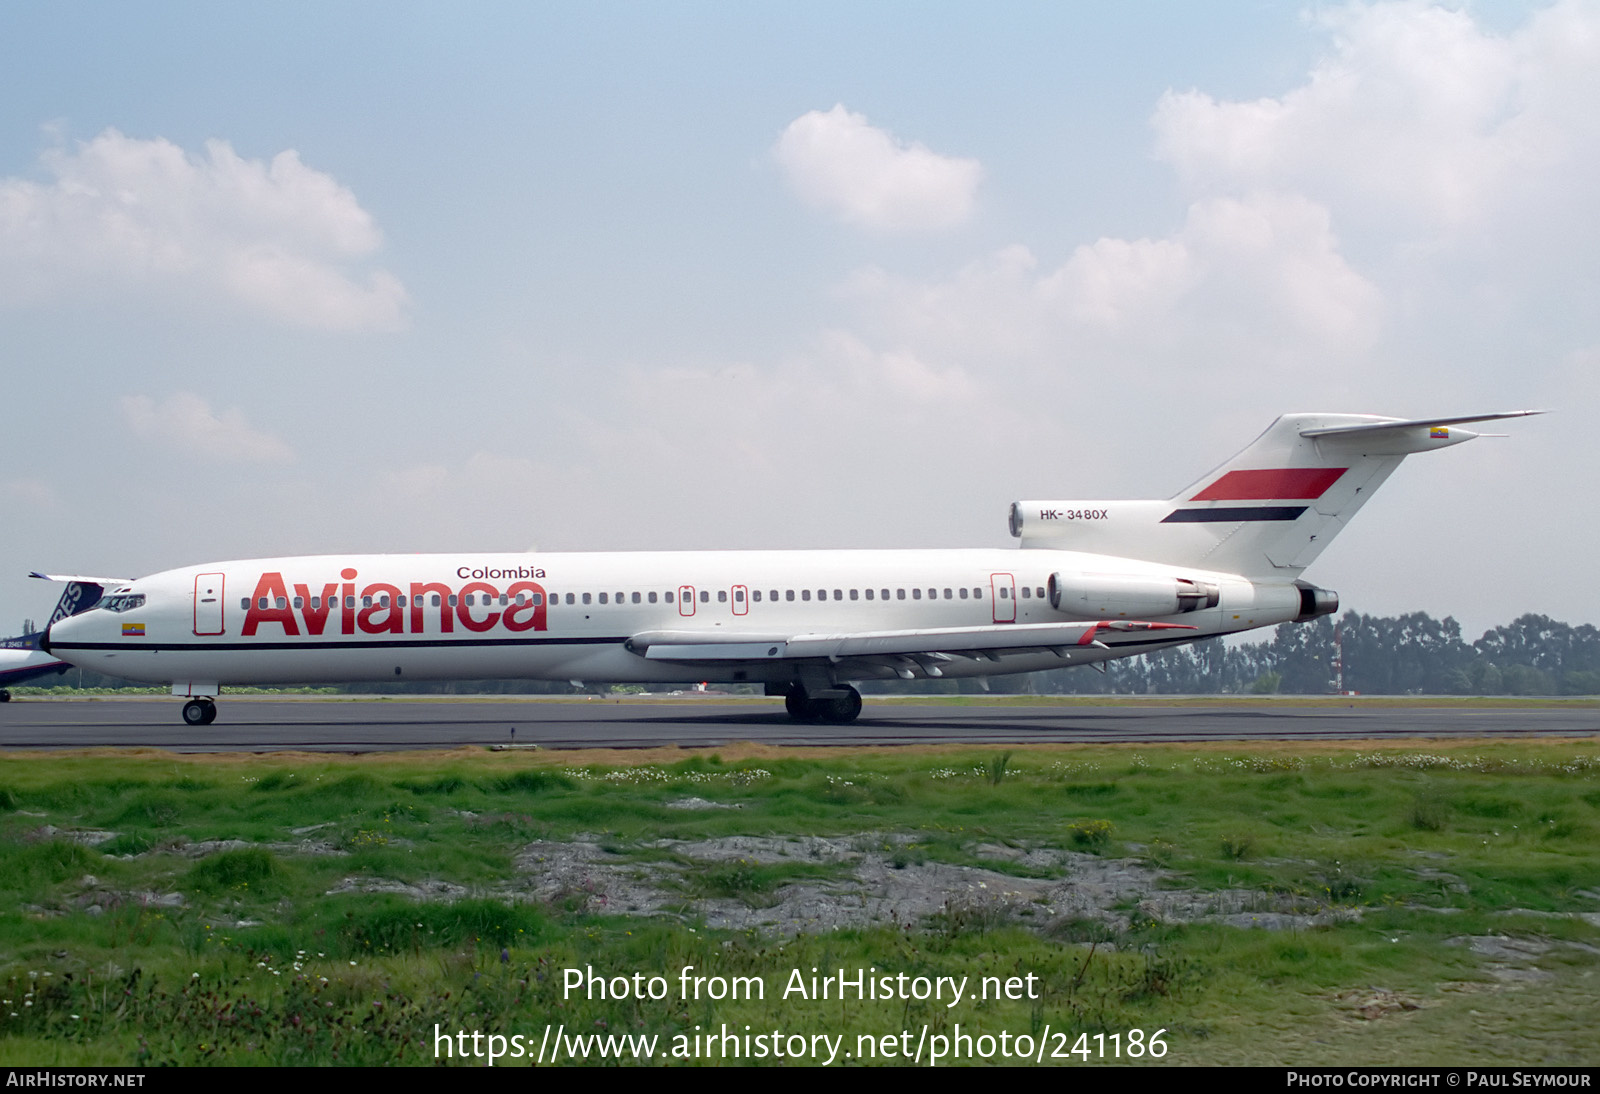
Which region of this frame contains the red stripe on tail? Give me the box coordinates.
[1190,467,1346,501]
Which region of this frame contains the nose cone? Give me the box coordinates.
[41,610,99,661]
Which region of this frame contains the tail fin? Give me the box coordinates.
[27,573,124,631]
[1010,412,1540,578]
[1,576,120,684]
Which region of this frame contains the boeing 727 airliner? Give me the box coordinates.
[38,412,1537,725]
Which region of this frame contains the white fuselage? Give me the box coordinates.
[44,549,1301,691]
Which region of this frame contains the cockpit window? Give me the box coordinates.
[100,594,145,613]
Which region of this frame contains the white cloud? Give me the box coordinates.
[120,392,295,464]
[0,129,408,330]
[842,192,1380,376]
[773,105,982,232]
[1152,1,1600,236]
[360,343,998,554]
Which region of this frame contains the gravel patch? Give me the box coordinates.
[506,833,1365,935]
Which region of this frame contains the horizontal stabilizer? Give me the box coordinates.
[29,572,131,586]
[1299,410,1544,437]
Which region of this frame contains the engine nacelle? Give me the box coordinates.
[1294,580,1339,621]
[1048,572,1220,618]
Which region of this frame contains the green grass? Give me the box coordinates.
[0,741,1595,1065]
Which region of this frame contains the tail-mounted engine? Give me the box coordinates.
[1293,580,1339,621]
[1048,572,1220,618]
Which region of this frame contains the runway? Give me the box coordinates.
[2,696,1597,751]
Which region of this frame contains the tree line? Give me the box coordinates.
[1013,612,1600,696]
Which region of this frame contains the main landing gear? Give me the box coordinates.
[182,698,217,726]
[783,684,862,724]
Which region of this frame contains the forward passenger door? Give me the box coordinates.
[990,573,1016,624]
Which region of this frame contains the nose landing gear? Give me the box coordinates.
[182,698,217,725]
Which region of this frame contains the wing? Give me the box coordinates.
[625,620,1194,679]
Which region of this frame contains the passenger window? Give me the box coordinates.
[785,590,794,601]
[717,590,727,603]
[734,589,745,602]
[311,597,321,609]
[566,593,576,605]
[632,592,641,604]
[648,591,657,603]
[363,596,373,608]
[816,589,826,601]
[959,588,969,599]
[532,594,544,606]
[615,592,624,603]
[944,588,952,599]
[379,595,390,608]
[801,589,811,602]
[1000,587,1009,599]
[752,590,761,602]
[700,590,709,603]
[881,589,889,600]
[598,593,608,604]
[274,596,286,609]
[896,589,905,600]
[912,588,921,600]
[258,597,269,609]
[431,594,441,607]
[833,589,842,600]
[664,591,673,603]
[926,589,935,600]
[849,589,858,600]
[582,593,592,605]
[1021,586,1030,598]
[865,588,874,600]
[974,588,983,599]
[347,596,358,609]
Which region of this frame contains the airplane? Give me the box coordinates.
[37,411,1537,726]
[0,577,117,701]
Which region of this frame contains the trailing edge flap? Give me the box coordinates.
[626,621,1195,662]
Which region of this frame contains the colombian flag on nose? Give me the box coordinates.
[1430,426,1450,439]
[121,623,145,637]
